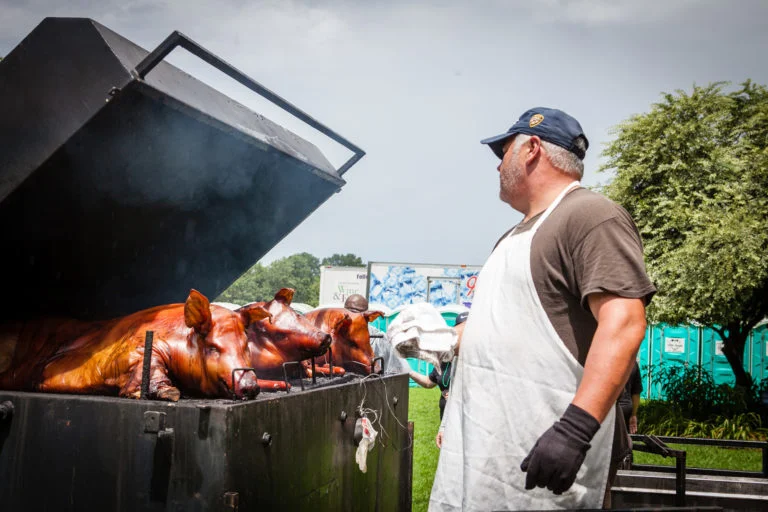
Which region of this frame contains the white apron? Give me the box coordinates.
[429,182,615,511]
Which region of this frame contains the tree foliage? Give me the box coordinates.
[217,252,364,307]
[600,81,768,386]
[321,253,364,267]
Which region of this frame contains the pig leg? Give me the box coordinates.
[121,358,181,402]
[302,360,345,377]
[313,364,346,376]
[257,379,291,392]
[302,360,313,378]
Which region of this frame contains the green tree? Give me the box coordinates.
[600,81,768,387]
[267,252,321,305]
[218,252,366,307]
[320,253,364,267]
[218,252,321,306]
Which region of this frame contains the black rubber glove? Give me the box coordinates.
[520,403,601,494]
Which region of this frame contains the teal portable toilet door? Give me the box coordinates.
[648,324,664,399]
[750,322,768,382]
[649,324,698,399]
[662,324,699,367]
[441,312,459,326]
[701,326,736,386]
[371,315,388,333]
[637,324,653,400]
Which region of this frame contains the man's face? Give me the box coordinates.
[497,136,525,206]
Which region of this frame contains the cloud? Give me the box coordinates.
[1,0,767,268]
[521,0,701,26]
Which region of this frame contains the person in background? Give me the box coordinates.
[618,361,643,434]
[409,311,469,420]
[343,293,389,373]
[617,361,643,470]
[343,294,368,313]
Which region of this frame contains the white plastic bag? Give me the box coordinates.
[355,417,378,473]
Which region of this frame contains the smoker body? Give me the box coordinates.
[0,16,413,512]
[0,374,411,511]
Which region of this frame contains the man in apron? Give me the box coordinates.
[429,107,655,511]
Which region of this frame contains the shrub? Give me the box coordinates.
[638,364,768,440]
[646,363,768,420]
[638,403,768,440]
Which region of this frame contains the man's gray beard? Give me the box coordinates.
[499,165,522,205]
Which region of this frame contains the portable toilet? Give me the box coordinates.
[637,324,653,399]
[749,321,768,382]
[438,304,470,327]
[367,302,393,333]
[647,323,700,399]
[700,326,750,387]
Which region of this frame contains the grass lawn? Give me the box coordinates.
[408,387,763,512]
[634,444,763,471]
[408,387,442,512]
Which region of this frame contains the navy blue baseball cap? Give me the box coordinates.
[454,311,469,326]
[480,107,589,160]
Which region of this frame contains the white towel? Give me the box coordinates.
[387,303,456,369]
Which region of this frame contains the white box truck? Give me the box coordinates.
[318,266,368,306]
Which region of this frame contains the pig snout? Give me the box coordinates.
[357,353,374,374]
[229,370,260,400]
[319,333,332,351]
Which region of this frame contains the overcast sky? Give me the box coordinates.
[3,0,767,268]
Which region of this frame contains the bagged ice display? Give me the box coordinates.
[368,264,480,310]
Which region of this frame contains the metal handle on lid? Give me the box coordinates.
[135,31,365,176]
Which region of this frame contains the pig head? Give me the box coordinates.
[243,288,332,377]
[0,289,270,401]
[304,308,383,375]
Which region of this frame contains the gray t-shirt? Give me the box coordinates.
[495,187,656,365]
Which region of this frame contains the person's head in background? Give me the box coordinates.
[453,311,469,355]
[343,294,368,313]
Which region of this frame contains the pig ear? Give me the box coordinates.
[334,313,353,333]
[274,288,295,305]
[239,305,272,327]
[364,310,384,323]
[185,289,213,335]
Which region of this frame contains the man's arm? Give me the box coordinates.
[571,292,647,422]
[408,370,437,389]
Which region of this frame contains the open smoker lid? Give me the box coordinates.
[0,18,364,321]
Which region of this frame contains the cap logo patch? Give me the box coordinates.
[529,114,544,127]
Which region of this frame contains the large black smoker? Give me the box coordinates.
[0,18,411,511]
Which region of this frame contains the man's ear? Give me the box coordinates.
[526,135,542,164]
[185,289,213,336]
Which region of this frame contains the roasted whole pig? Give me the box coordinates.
[0,290,270,401]
[303,308,383,375]
[243,288,333,379]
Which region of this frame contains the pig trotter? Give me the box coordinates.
[155,386,181,402]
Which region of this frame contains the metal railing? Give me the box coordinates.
[630,434,768,507]
[631,434,768,479]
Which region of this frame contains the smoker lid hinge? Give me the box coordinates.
[223,491,239,511]
[0,400,13,422]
